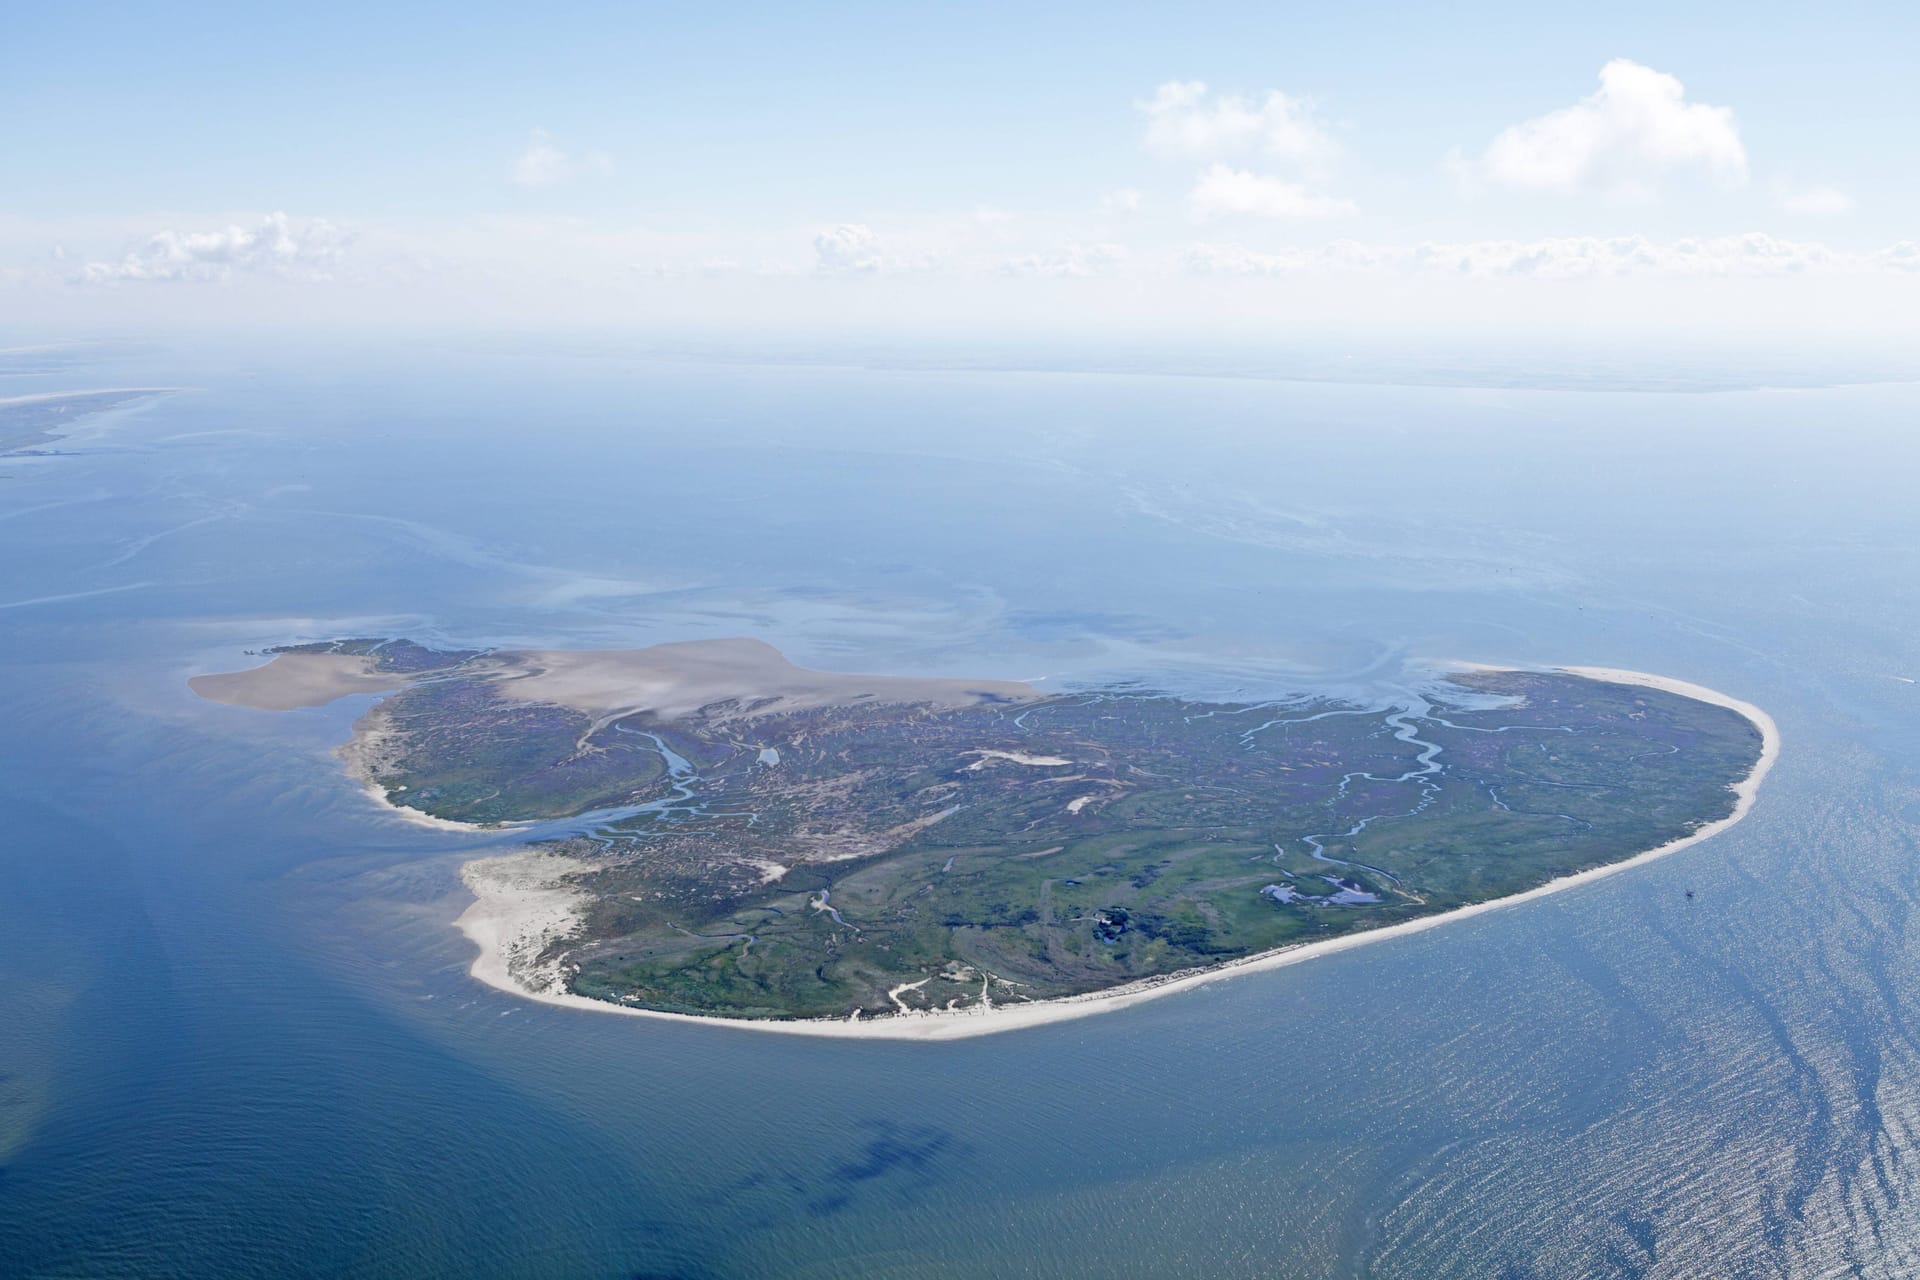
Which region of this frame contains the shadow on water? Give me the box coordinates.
[694,1119,963,1228]
[807,1121,958,1217]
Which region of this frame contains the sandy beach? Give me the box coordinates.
[452,663,1780,1041]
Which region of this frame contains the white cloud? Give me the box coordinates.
[1414,233,1836,278]
[1178,233,1875,280]
[1676,233,1840,273]
[1138,81,1336,165]
[1190,164,1356,220]
[1182,242,1307,276]
[1001,242,1126,278]
[1410,236,1655,277]
[1102,188,1143,215]
[1137,81,1349,226]
[78,212,351,283]
[813,223,883,274]
[510,129,613,188]
[640,257,744,279]
[1475,60,1746,198]
[1875,242,1920,272]
[1775,181,1854,216]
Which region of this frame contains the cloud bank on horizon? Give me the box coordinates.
[4,8,1913,343]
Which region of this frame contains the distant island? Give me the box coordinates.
[0,389,174,454]
[192,637,1774,1037]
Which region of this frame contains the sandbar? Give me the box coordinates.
[190,653,410,711]
[193,636,1039,722]
[482,637,1040,723]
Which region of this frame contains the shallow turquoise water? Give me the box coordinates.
[2,341,1918,1277]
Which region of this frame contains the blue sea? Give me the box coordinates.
[2,337,1917,1277]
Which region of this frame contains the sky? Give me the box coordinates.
[5,0,1918,345]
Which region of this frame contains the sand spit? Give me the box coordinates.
[452,664,1779,1042]
[191,636,1040,723]
[190,653,409,711]
[484,637,1040,723]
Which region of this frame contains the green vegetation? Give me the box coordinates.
[339,644,1764,1020]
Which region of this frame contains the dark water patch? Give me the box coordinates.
[806,1121,958,1218]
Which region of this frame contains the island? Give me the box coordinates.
[0,389,174,454]
[191,637,1775,1037]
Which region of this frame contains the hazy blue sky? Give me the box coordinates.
[6,1,1916,340]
